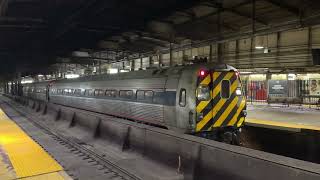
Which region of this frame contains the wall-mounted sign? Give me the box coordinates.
[268,80,288,96]
[310,79,320,96]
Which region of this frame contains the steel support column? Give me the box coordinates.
[217,1,223,64]
[169,43,173,66]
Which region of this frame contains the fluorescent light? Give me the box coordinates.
[108,68,118,74]
[255,46,264,49]
[240,71,253,74]
[120,69,129,73]
[65,74,80,79]
[21,77,34,84]
[21,80,33,84]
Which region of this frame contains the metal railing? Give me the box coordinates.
[242,80,320,109]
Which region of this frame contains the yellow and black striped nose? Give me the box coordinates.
[196,71,246,132]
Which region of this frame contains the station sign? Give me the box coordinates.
[268,80,288,96]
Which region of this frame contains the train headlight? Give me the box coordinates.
[236,88,242,96]
[242,110,247,116]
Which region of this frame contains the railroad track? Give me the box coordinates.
[2,99,141,180]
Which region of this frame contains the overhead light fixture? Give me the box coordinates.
[21,77,34,84]
[65,74,80,79]
[120,69,129,73]
[240,71,253,74]
[72,51,89,57]
[255,46,264,49]
[108,68,118,74]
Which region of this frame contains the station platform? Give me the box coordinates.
[245,104,320,132]
[0,108,70,179]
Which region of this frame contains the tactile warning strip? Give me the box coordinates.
[0,108,70,179]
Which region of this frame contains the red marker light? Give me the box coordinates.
[200,70,206,76]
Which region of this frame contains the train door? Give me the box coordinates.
[210,71,238,129]
[46,85,50,102]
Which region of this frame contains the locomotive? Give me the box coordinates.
[21,63,246,143]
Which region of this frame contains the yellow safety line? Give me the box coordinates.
[0,108,70,179]
[245,118,320,131]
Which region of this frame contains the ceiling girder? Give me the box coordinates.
[265,0,300,16]
[201,1,269,26]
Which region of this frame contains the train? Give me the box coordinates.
[19,63,247,144]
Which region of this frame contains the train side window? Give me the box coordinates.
[106,90,117,97]
[74,89,82,96]
[179,89,186,107]
[63,89,68,95]
[93,89,104,96]
[221,80,230,99]
[137,90,145,100]
[145,91,154,101]
[105,90,111,97]
[94,89,100,96]
[94,89,104,96]
[85,89,94,96]
[197,85,210,101]
[111,90,117,97]
[119,90,133,99]
[99,89,105,96]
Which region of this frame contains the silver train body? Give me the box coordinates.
[22,63,247,135]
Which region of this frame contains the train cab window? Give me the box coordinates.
[119,90,133,99]
[179,89,186,107]
[221,80,230,99]
[197,85,210,101]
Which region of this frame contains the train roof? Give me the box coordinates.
[25,63,237,85]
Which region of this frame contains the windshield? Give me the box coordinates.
[197,85,210,101]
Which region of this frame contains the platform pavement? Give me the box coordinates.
[0,108,71,180]
[246,104,320,131]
